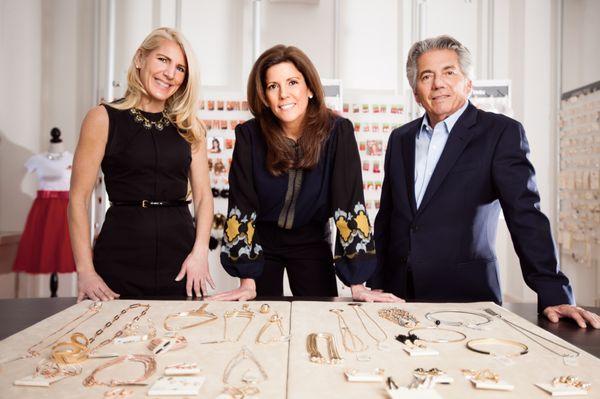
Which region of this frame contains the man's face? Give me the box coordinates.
[414,49,472,126]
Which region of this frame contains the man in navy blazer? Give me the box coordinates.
[370,35,599,328]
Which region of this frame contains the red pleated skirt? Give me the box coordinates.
[13,191,76,274]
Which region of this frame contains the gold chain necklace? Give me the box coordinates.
[129,108,171,131]
[51,304,151,364]
[348,303,388,349]
[0,302,102,365]
[330,309,367,352]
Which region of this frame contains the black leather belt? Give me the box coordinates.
[110,200,191,208]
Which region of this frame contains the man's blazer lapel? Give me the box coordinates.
[417,103,478,214]
[401,122,420,216]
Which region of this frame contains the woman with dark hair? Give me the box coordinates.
[209,45,400,302]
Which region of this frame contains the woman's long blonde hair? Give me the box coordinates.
[109,27,205,146]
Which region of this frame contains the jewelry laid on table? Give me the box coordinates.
[34,358,82,378]
[147,335,187,355]
[82,354,157,387]
[330,309,367,352]
[466,338,529,357]
[222,346,268,398]
[412,367,454,386]
[424,310,493,329]
[551,376,591,391]
[407,326,467,343]
[51,303,151,363]
[223,304,255,342]
[306,333,343,364]
[377,307,419,327]
[395,333,425,347]
[163,303,218,331]
[129,108,171,131]
[348,303,389,350]
[259,303,271,314]
[164,362,200,376]
[344,368,385,382]
[13,358,84,388]
[1,301,102,366]
[483,307,581,358]
[115,319,156,344]
[103,387,133,398]
[535,375,592,396]
[461,369,499,383]
[50,332,91,364]
[461,368,515,391]
[255,313,290,344]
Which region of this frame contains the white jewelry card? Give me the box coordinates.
[164,362,200,376]
[404,346,439,356]
[535,382,589,396]
[344,368,385,382]
[470,379,514,391]
[13,374,67,387]
[148,376,206,396]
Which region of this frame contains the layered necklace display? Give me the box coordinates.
[0,301,102,366]
[129,108,171,131]
[51,303,150,364]
[348,303,389,350]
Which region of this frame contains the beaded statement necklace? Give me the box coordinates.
[129,108,171,131]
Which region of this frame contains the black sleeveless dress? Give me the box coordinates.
[93,104,195,298]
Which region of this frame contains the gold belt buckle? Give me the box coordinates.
[142,200,149,208]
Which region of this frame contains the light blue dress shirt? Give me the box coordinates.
[414,100,469,208]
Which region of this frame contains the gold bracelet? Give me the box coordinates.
[466,338,528,356]
[82,354,157,387]
[163,303,218,331]
[51,333,90,364]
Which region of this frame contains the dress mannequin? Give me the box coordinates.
[13,127,76,296]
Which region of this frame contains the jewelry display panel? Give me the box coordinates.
[1,300,599,398]
[558,81,600,267]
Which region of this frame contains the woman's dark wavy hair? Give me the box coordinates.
[247,45,334,176]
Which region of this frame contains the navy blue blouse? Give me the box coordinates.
[220,116,376,285]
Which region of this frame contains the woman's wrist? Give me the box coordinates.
[240,278,256,290]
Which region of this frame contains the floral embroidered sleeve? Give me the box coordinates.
[220,124,264,278]
[330,118,377,285]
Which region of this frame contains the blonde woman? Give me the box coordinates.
[69,27,214,301]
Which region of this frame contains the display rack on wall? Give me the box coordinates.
[558,80,600,269]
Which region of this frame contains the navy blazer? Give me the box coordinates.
[370,102,574,311]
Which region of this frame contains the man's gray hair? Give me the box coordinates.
[406,35,473,91]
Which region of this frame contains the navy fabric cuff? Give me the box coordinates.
[220,253,265,280]
[335,253,377,286]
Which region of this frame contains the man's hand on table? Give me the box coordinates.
[543,304,600,329]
